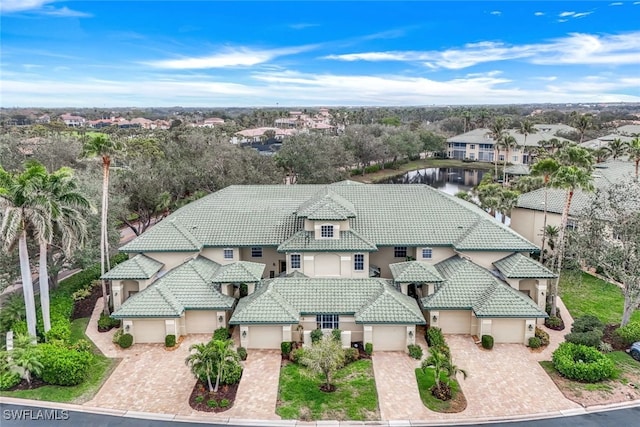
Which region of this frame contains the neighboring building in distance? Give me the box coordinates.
[106,182,551,350]
[60,113,86,127]
[447,124,576,164]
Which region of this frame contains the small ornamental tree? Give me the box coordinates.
[300,335,345,392]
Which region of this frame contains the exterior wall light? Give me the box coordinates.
[218,315,224,323]
[125,324,130,333]
[242,330,247,338]
[528,324,534,331]
[408,330,414,338]
[432,315,438,322]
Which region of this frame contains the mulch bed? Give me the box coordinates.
[188,380,239,412]
[603,324,627,351]
[7,377,47,392]
[71,282,103,320]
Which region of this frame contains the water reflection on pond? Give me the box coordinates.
[383,167,488,195]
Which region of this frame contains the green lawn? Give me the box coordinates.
[415,368,466,413]
[559,271,640,325]
[0,318,118,404]
[276,360,379,421]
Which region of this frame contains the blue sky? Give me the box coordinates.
[1,1,639,107]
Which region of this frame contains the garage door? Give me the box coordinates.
[438,310,472,334]
[185,310,217,334]
[248,325,282,349]
[133,319,166,344]
[492,318,525,343]
[372,325,406,351]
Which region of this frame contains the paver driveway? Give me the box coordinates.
[374,334,581,421]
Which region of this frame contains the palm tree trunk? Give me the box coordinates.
[494,150,498,179]
[635,159,639,180]
[551,189,573,317]
[18,231,37,337]
[39,241,51,333]
[503,148,508,185]
[540,177,549,265]
[100,161,109,315]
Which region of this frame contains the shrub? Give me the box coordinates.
[207,399,218,408]
[195,395,204,403]
[0,370,21,391]
[433,344,451,359]
[281,341,292,356]
[565,330,603,348]
[407,344,423,359]
[616,321,640,345]
[38,344,92,386]
[535,327,550,346]
[237,346,247,361]
[572,315,605,334]
[546,316,562,329]
[165,334,176,347]
[528,337,542,349]
[310,328,323,343]
[331,328,342,342]
[118,333,133,349]
[598,342,613,353]
[45,323,71,343]
[220,361,242,385]
[219,398,230,408]
[290,348,306,363]
[212,327,230,341]
[239,283,248,298]
[426,327,445,347]
[552,342,614,382]
[72,339,93,353]
[365,342,373,356]
[71,287,92,301]
[344,347,359,364]
[112,329,123,344]
[481,335,494,350]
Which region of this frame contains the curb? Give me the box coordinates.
[2,396,640,426]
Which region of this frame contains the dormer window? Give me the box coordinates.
[320,225,334,238]
[223,249,234,259]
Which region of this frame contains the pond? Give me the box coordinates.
[383,167,488,195]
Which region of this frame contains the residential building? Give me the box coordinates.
[60,113,86,127]
[447,124,576,164]
[106,182,551,350]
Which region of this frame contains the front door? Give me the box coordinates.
[279,260,286,274]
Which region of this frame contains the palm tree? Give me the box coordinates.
[605,138,629,160]
[186,341,216,392]
[518,120,537,147]
[38,167,91,332]
[498,189,520,224]
[210,339,240,393]
[628,137,640,179]
[592,147,611,164]
[571,113,593,144]
[445,359,468,387]
[487,117,507,180]
[501,135,517,185]
[0,163,50,337]
[548,165,594,317]
[530,158,560,264]
[422,348,449,398]
[476,182,502,218]
[83,134,123,315]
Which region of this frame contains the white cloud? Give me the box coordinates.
[559,11,576,17]
[0,0,53,12]
[289,23,319,30]
[609,2,623,6]
[324,31,640,69]
[41,6,92,17]
[534,12,545,16]
[144,45,316,69]
[490,11,501,16]
[572,12,593,18]
[558,19,568,23]
[558,11,592,20]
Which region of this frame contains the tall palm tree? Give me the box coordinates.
[0,162,50,337]
[549,165,594,317]
[501,135,517,185]
[530,157,560,264]
[487,117,507,180]
[210,339,240,393]
[38,167,91,332]
[518,120,537,147]
[571,113,593,144]
[628,137,640,179]
[83,134,123,315]
[605,138,629,160]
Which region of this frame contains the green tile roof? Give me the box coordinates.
[493,253,557,279]
[120,183,537,252]
[421,256,547,318]
[111,256,235,319]
[389,261,444,283]
[297,188,356,220]
[230,278,425,325]
[277,230,377,252]
[211,261,265,283]
[101,254,164,280]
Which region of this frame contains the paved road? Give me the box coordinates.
[1,402,639,427]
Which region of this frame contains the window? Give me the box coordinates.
[316,314,339,330]
[512,155,518,162]
[469,144,475,150]
[499,154,505,161]
[469,153,475,160]
[223,249,233,259]
[354,254,364,271]
[394,246,407,258]
[251,247,262,258]
[290,254,301,269]
[320,225,334,238]
[422,248,433,259]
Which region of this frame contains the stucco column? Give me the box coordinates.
[282,325,292,342]
[363,325,373,346]
[112,282,122,311]
[240,326,249,348]
[303,330,311,348]
[400,283,409,295]
[430,311,440,328]
[406,325,416,346]
[165,319,176,337]
[524,319,536,344]
[123,320,134,343]
[340,330,351,349]
[480,319,492,337]
[216,311,226,328]
[246,283,256,295]
[535,280,548,325]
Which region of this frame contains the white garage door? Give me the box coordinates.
[133,319,166,344]
[439,310,472,334]
[492,318,526,343]
[372,325,406,351]
[185,310,217,334]
[248,325,282,349]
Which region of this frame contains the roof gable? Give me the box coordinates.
[389,261,444,283]
[493,253,556,279]
[101,254,164,280]
[297,188,356,220]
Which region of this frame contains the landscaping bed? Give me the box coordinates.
[415,368,466,413]
[188,380,239,412]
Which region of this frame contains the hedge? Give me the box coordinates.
[38,343,93,386]
[616,321,640,345]
[552,342,614,382]
[425,327,445,347]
